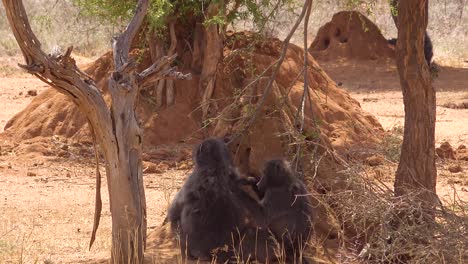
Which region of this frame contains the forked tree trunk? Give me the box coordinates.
[2,0,190,263]
[394,0,437,205]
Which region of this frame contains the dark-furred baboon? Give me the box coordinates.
[387,32,433,66]
[389,0,433,66]
[257,159,313,263]
[167,138,266,261]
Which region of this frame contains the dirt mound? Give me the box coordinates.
[309,11,395,61]
[436,142,468,161]
[442,100,468,109]
[1,52,114,143]
[3,89,88,141]
[2,51,201,148]
[211,32,383,178]
[2,32,382,167]
[436,142,457,159]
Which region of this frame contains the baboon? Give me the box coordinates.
[257,159,313,263]
[167,138,266,261]
[389,0,434,66]
[387,32,434,66]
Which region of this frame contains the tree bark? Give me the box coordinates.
[394,0,437,205]
[165,21,177,106]
[200,2,224,119]
[148,33,167,108]
[1,0,190,263]
[147,22,177,108]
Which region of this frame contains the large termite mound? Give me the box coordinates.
[2,51,201,149]
[211,31,383,178]
[309,11,395,61]
[2,32,383,172]
[2,52,113,143]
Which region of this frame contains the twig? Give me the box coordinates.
[137,54,192,86]
[229,0,312,143]
[89,123,102,250]
[293,0,313,174]
[112,0,149,70]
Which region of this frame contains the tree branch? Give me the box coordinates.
[113,0,150,69]
[137,54,192,86]
[2,0,112,141]
[230,0,311,142]
[294,0,313,174]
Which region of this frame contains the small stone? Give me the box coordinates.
[448,164,462,173]
[27,172,37,177]
[78,148,90,155]
[363,98,378,102]
[456,147,468,161]
[60,144,69,151]
[57,150,70,158]
[447,179,462,184]
[366,155,384,167]
[27,89,37,96]
[178,162,190,170]
[143,162,162,174]
[19,91,23,96]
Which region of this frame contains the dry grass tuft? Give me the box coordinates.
[317,165,468,264]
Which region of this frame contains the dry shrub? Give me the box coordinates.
[380,126,403,163]
[317,163,468,264]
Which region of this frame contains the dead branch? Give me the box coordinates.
[89,124,102,250]
[293,0,313,174]
[113,0,149,70]
[139,55,176,82]
[230,0,311,142]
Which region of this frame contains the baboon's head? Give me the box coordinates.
[193,138,232,169]
[257,159,293,192]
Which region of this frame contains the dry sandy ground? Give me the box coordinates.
[0,57,467,263]
[319,59,468,146]
[0,153,185,263]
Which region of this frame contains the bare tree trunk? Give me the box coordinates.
[165,21,177,106]
[1,0,190,263]
[148,32,167,108]
[394,0,437,206]
[191,22,205,73]
[200,3,224,119]
[148,22,177,108]
[389,0,433,66]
